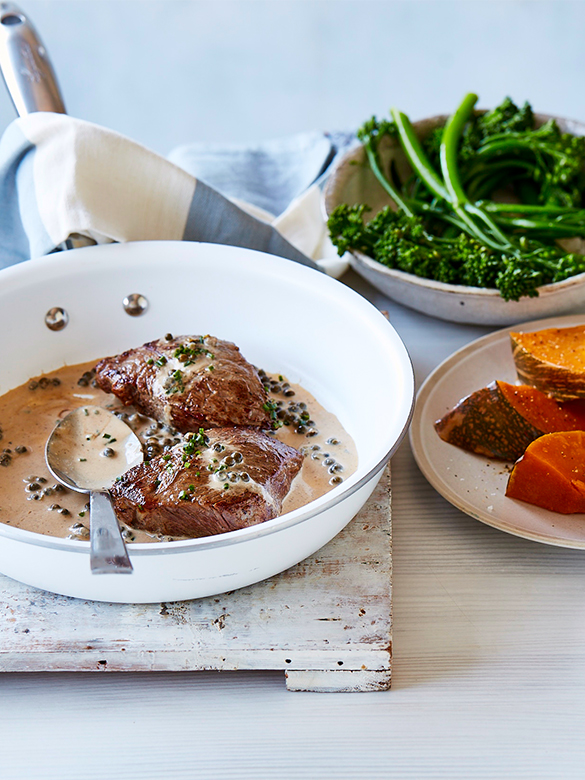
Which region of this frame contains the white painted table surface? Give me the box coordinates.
[3,269,585,780]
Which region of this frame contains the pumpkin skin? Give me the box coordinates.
[434,380,585,461]
[506,431,585,514]
[511,325,585,401]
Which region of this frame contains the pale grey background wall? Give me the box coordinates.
[0,0,582,155]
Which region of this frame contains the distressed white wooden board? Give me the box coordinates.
[0,467,391,691]
[285,668,392,692]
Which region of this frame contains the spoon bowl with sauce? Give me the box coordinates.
[45,405,143,574]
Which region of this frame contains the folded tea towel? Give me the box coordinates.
[168,130,337,217]
[0,111,355,275]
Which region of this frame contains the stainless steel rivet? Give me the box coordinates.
[45,307,68,331]
[123,294,149,317]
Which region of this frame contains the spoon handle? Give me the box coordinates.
[89,491,133,574]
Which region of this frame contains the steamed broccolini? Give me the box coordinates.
[328,94,585,300]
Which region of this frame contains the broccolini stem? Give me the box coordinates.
[440,93,514,251]
[464,159,538,199]
[493,215,585,238]
[410,201,468,232]
[389,105,509,248]
[390,108,450,201]
[467,174,514,202]
[363,143,414,216]
[481,202,585,216]
[464,159,538,181]
[466,202,515,246]
[477,138,572,162]
[440,93,479,205]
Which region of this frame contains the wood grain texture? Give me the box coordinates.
[0,468,391,689]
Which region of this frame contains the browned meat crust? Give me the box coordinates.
[110,427,303,537]
[94,335,273,433]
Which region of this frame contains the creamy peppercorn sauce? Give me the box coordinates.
[0,360,358,543]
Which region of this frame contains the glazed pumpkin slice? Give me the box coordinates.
[434,380,585,461]
[506,431,585,514]
[511,324,585,401]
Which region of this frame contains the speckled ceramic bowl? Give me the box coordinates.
[323,114,585,326]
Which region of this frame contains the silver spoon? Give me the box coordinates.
[45,405,143,574]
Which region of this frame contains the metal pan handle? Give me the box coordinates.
[0,2,65,116]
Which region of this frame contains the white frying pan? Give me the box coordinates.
[0,241,414,602]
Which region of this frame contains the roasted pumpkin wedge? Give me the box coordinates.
[511,324,585,401]
[435,380,585,461]
[506,431,585,514]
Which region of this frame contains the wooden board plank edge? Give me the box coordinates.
[0,646,391,673]
[285,669,391,693]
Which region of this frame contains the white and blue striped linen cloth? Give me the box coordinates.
[0,111,354,274]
